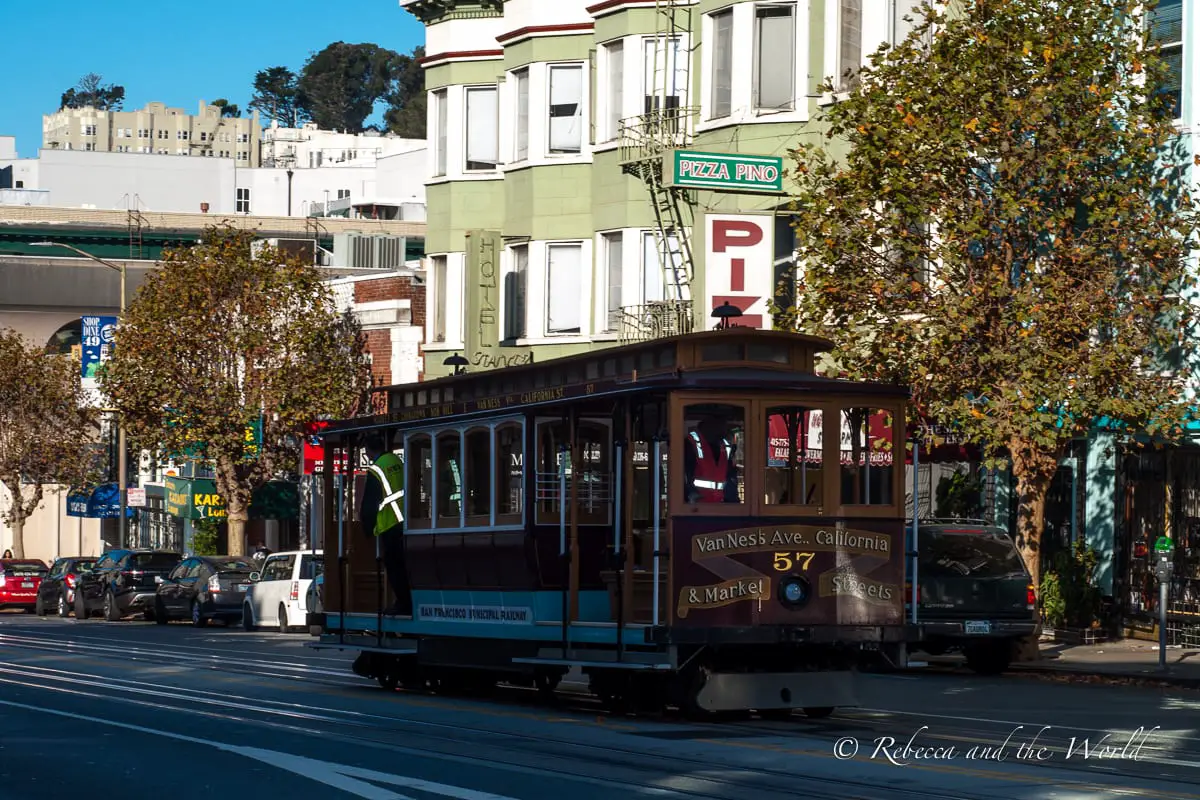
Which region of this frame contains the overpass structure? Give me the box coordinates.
[0,205,426,347]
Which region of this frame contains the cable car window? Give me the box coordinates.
[840,407,895,506]
[764,406,823,506]
[406,435,432,528]
[701,343,744,362]
[496,422,524,521]
[464,428,491,524]
[437,431,463,524]
[536,420,611,525]
[747,344,788,364]
[682,403,745,504]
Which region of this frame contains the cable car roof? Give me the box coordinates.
[320,330,909,440]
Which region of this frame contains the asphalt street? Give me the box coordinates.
[0,612,1197,800]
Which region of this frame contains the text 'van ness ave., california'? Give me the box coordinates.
[691,527,891,560]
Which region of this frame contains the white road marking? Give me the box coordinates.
[0,698,520,800]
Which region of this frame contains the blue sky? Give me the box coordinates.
[0,1,426,158]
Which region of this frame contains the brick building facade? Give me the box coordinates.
[329,269,426,390]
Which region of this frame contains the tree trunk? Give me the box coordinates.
[226,510,248,557]
[213,457,252,557]
[1009,440,1061,663]
[10,512,25,560]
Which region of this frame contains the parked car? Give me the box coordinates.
[0,559,49,612]
[243,550,323,633]
[155,555,257,627]
[75,549,182,621]
[905,519,1038,674]
[36,557,97,617]
[306,572,324,634]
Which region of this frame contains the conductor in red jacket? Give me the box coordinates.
[684,415,740,503]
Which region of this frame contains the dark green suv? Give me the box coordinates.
[904,519,1039,674]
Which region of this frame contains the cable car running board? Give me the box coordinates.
[511,656,673,671]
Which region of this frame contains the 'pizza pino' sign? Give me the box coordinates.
[704,214,774,330]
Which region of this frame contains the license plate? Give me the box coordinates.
[964,620,992,635]
[236,584,249,592]
[21,582,33,589]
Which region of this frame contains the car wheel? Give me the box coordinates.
[191,598,207,628]
[35,595,45,616]
[242,603,255,631]
[278,604,289,634]
[155,596,169,625]
[75,593,89,620]
[103,590,120,622]
[57,592,70,618]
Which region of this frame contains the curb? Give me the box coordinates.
[1007,662,1200,690]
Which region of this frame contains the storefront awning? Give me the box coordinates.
[164,476,298,521]
[66,483,135,518]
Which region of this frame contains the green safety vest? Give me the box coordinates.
[368,452,405,535]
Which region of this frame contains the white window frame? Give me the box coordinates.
[753,3,797,111]
[432,89,448,177]
[641,230,686,304]
[1149,0,1183,121]
[700,2,807,129]
[601,40,625,142]
[504,245,529,341]
[464,84,500,172]
[513,68,530,162]
[598,232,624,332]
[709,8,734,119]
[547,63,585,156]
[545,242,585,335]
[236,187,251,213]
[432,254,449,343]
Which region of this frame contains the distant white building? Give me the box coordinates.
[261,122,425,169]
[0,146,426,220]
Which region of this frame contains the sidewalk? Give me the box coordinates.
[918,640,1200,688]
[1010,639,1200,687]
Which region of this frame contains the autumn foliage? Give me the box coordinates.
[784,0,1200,589]
[0,330,101,559]
[100,226,371,555]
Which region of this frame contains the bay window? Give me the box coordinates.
[546,244,583,334]
[642,232,684,303]
[548,64,583,154]
[464,86,499,171]
[514,69,530,161]
[604,41,625,142]
[601,233,623,330]
[710,9,733,118]
[837,0,863,92]
[432,255,448,343]
[755,4,796,110]
[1149,0,1182,118]
[505,246,528,340]
[644,36,686,125]
[433,89,448,176]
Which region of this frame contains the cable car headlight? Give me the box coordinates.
[778,575,810,609]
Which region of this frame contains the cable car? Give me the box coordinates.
[309,328,908,717]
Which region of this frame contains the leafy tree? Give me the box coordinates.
[785,0,1199,591]
[249,66,307,128]
[212,98,241,118]
[383,46,427,138]
[99,226,372,556]
[60,72,125,111]
[297,42,398,132]
[0,329,101,559]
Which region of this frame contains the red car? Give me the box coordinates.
[0,560,50,611]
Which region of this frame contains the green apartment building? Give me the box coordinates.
[402,0,926,379]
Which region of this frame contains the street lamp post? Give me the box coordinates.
[31,241,129,547]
